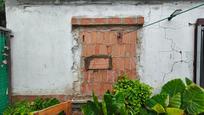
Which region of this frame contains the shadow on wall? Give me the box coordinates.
[0,11,6,27]
[0,1,5,27]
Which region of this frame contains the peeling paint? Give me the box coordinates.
[136,29,144,80]
[71,29,82,95]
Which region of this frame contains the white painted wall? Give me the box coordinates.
[5,1,204,95]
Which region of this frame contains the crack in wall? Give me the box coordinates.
[159,26,193,82]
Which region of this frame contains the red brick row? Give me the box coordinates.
[83,70,117,83]
[80,31,137,45]
[72,17,144,26]
[112,57,136,71]
[82,44,136,57]
[81,70,136,95]
[88,58,110,70]
[81,82,113,96]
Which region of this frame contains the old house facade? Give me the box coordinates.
[5,0,204,100]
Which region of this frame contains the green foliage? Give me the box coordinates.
[182,84,204,114]
[169,93,181,108]
[146,77,204,115]
[147,93,169,107]
[166,108,184,115]
[31,97,60,111]
[161,79,186,97]
[3,98,60,115]
[81,92,128,115]
[82,77,204,115]
[3,100,33,115]
[151,103,166,113]
[113,75,152,115]
[185,77,193,86]
[82,92,102,115]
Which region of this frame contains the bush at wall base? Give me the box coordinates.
[82,76,204,115]
[113,75,153,115]
[82,75,153,115]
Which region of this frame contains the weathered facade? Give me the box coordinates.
[5,0,204,100]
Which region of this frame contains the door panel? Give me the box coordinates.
[0,31,9,114]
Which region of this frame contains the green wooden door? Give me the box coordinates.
[0,31,9,114]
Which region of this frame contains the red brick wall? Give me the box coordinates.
[72,17,144,96]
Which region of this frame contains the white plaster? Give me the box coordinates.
[5,1,204,95]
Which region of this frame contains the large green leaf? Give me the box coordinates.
[146,98,157,108]
[185,77,193,86]
[166,108,184,115]
[151,104,166,113]
[151,93,169,107]
[182,84,204,114]
[169,93,181,108]
[161,79,186,97]
[146,93,169,108]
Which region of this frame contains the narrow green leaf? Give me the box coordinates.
[101,100,107,115]
[92,92,100,112]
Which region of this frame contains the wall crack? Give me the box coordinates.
[159,27,193,82]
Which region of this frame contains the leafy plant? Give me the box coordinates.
[161,79,186,97]
[3,98,60,115]
[31,97,60,111]
[81,91,128,115]
[3,100,33,115]
[169,93,181,108]
[145,78,204,115]
[146,93,169,108]
[113,75,152,115]
[182,83,204,114]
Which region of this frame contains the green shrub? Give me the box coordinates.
[3,98,60,115]
[113,75,152,115]
[3,100,32,115]
[81,75,204,115]
[31,97,60,111]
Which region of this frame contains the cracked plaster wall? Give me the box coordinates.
[5,1,204,95]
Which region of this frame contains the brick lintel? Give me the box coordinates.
[71,16,144,26]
